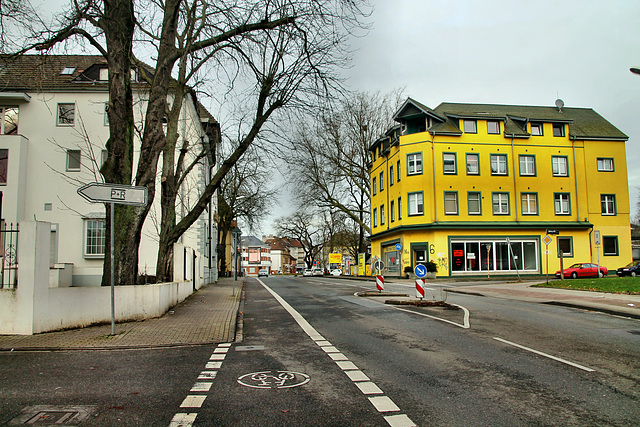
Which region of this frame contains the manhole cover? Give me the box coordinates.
[237,371,310,389]
[9,405,96,425]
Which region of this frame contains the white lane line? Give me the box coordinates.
[384,414,418,427]
[345,370,370,382]
[218,343,232,347]
[493,337,596,372]
[356,382,384,395]
[169,413,197,427]
[393,304,470,329]
[190,382,213,392]
[369,396,400,412]
[213,347,229,353]
[205,361,222,369]
[335,360,359,371]
[315,340,332,346]
[209,353,226,360]
[328,352,349,361]
[180,395,207,408]
[197,371,217,380]
[321,346,339,353]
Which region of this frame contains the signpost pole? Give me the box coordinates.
[110,202,115,336]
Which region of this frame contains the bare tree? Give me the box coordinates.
[275,208,323,269]
[4,0,371,284]
[289,89,403,256]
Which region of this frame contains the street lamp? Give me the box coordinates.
[231,226,242,296]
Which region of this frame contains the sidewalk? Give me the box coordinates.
[0,278,243,351]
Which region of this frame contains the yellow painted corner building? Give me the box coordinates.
[369,98,631,277]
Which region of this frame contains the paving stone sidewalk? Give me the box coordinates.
[0,278,242,351]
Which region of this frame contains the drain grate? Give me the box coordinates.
[9,405,96,425]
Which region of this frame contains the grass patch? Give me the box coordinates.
[533,276,640,294]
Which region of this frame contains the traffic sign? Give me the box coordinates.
[414,263,427,278]
[374,260,385,271]
[78,182,148,207]
[395,243,402,251]
[546,229,560,235]
[542,235,553,246]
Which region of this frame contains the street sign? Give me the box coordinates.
[78,183,148,207]
[374,260,385,271]
[395,243,402,251]
[594,230,601,246]
[546,229,560,235]
[414,263,427,278]
[542,235,553,246]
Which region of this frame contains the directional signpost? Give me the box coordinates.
[78,183,148,335]
[543,234,553,285]
[414,263,427,278]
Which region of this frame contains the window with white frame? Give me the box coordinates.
[519,155,535,176]
[407,153,422,175]
[554,193,570,215]
[597,158,614,172]
[57,103,75,126]
[552,123,565,137]
[390,200,395,222]
[466,153,479,175]
[490,154,507,175]
[468,192,481,215]
[379,171,384,191]
[444,192,458,215]
[84,219,106,257]
[443,153,456,174]
[66,150,81,171]
[552,156,568,177]
[603,236,618,256]
[373,208,377,227]
[530,122,543,136]
[380,205,385,225]
[372,177,377,195]
[408,192,424,216]
[521,193,537,215]
[601,194,616,215]
[487,120,500,134]
[0,106,19,134]
[557,236,573,257]
[492,193,509,215]
[390,165,394,186]
[398,197,402,220]
[463,119,477,133]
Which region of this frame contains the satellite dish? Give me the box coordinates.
[555,99,564,112]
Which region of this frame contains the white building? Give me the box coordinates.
[0,55,219,286]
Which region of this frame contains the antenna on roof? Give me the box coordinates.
[555,98,564,113]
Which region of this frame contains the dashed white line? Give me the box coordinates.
[384,413,418,427]
[168,413,197,427]
[345,370,370,382]
[493,337,596,372]
[190,382,213,392]
[180,395,207,408]
[356,381,384,395]
[209,353,226,360]
[368,396,400,412]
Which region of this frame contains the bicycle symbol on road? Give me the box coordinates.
[237,371,310,389]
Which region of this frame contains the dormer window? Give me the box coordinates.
[530,122,543,136]
[99,68,108,81]
[61,67,76,75]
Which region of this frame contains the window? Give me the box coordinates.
[487,121,500,134]
[466,153,479,175]
[521,193,538,215]
[463,120,477,133]
[390,200,395,222]
[373,208,377,227]
[490,154,508,175]
[557,237,573,257]
[390,165,394,186]
[99,68,109,81]
[398,197,402,220]
[554,193,570,215]
[492,193,509,215]
[380,205,385,225]
[57,103,75,126]
[408,192,424,216]
[0,149,7,184]
[552,156,568,176]
[0,107,19,134]
[603,236,618,256]
[396,160,401,182]
[552,123,565,137]
[379,171,384,192]
[443,153,457,174]
[530,122,543,135]
[407,153,422,175]
[84,219,106,257]
[519,155,536,176]
[61,67,76,75]
[597,158,614,172]
[372,177,377,195]
[444,192,458,215]
[66,150,81,171]
[601,194,616,215]
[468,192,481,215]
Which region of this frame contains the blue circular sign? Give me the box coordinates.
[395,243,402,251]
[414,263,427,278]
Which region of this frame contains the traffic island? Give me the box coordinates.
[356,291,409,297]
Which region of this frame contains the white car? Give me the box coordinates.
[258,268,269,277]
[330,269,342,276]
[312,268,324,276]
[302,269,313,277]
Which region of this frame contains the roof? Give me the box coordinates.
[241,235,269,247]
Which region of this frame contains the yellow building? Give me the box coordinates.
[369,98,631,277]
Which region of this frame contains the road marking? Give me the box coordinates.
[169,413,197,427]
[393,304,471,329]
[190,382,213,392]
[206,361,222,369]
[197,371,217,380]
[368,396,400,412]
[213,347,229,353]
[180,395,207,408]
[209,353,226,360]
[258,279,416,426]
[384,414,418,427]
[493,337,596,372]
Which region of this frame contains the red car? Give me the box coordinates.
[555,263,608,279]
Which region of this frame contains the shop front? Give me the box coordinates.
[450,238,539,274]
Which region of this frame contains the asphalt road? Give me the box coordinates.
[1,275,638,426]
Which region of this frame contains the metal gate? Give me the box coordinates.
[1,222,18,289]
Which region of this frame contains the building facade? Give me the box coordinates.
[369,98,631,277]
[0,55,220,286]
[240,235,272,276]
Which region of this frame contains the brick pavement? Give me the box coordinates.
[0,278,242,351]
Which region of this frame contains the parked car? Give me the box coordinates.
[312,268,324,276]
[555,263,608,279]
[330,269,342,276]
[258,268,269,277]
[616,261,640,277]
[302,269,313,277]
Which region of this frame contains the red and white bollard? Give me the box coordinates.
[376,275,384,291]
[415,279,425,299]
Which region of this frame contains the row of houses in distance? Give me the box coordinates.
[239,235,306,275]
